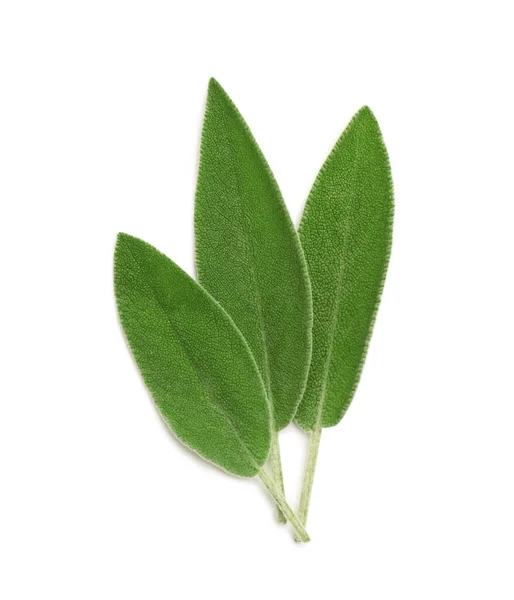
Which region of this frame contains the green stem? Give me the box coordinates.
[269,430,287,524]
[258,468,310,543]
[295,421,322,540]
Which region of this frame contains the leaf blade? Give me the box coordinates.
[295,107,394,430]
[114,233,271,476]
[194,79,312,431]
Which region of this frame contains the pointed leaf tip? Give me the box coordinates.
[355,105,381,129]
[207,77,226,99]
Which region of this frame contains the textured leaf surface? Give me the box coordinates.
[295,107,394,430]
[195,79,312,431]
[114,233,271,477]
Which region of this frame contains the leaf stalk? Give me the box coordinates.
[258,468,310,543]
[295,421,322,541]
[269,430,287,524]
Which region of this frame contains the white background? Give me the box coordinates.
[1,1,513,598]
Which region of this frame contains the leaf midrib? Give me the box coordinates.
[217,106,275,411]
[311,125,363,428]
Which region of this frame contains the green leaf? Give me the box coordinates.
[295,107,394,431]
[114,233,271,477]
[194,79,312,432]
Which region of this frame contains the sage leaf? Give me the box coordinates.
[194,80,312,517]
[195,79,312,431]
[295,107,394,527]
[114,233,271,477]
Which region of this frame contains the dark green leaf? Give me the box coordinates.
[195,79,312,431]
[295,107,394,430]
[114,233,271,476]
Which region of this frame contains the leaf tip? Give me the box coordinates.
[351,106,385,140]
[357,105,377,122]
[207,77,234,109]
[207,77,224,97]
[115,232,131,251]
[115,233,143,263]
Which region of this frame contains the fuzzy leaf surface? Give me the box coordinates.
[114,233,271,476]
[195,79,312,431]
[295,107,394,430]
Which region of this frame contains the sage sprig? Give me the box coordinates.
[113,80,393,542]
[294,107,394,531]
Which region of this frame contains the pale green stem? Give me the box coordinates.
[295,421,322,541]
[269,430,287,524]
[258,468,310,543]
